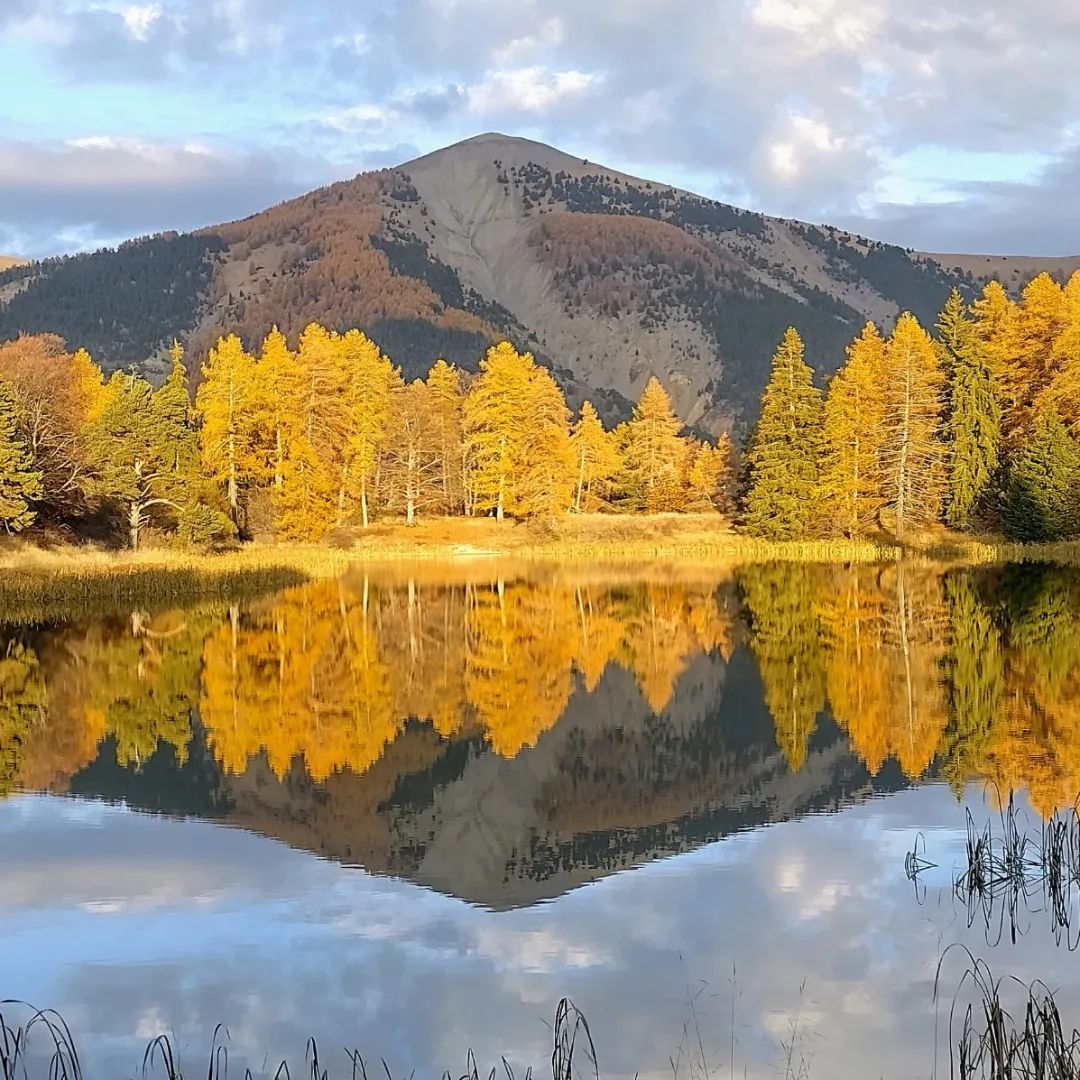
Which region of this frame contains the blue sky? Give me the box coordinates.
[3,0,1080,258]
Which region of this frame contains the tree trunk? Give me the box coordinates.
[227,430,238,523]
[575,450,586,513]
[337,462,349,526]
[361,472,370,529]
[406,444,416,525]
[896,363,912,541]
[129,502,141,552]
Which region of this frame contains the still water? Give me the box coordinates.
[2,560,1080,1078]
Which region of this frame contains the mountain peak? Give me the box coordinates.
[402,132,613,179]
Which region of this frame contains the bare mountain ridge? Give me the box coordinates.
[2,132,1078,430]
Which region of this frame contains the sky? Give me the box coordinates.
[2,0,1079,259]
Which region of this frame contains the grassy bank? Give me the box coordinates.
[1,516,1077,611]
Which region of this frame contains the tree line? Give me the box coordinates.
[1,268,1079,546]
[0,330,732,546]
[745,272,1080,542]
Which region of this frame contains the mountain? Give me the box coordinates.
[3,133,1078,430]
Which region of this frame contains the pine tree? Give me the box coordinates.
[744,328,825,539]
[938,291,1001,528]
[880,313,946,541]
[570,401,621,511]
[619,377,685,512]
[821,323,886,536]
[154,342,199,486]
[86,372,183,549]
[1001,409,1080,542]
[0,376,42,533]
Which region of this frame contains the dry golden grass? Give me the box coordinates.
[0,515,1072,613]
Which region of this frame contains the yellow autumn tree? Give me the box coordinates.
[1002,272,1065,437]
[274,323,345,539]
[339,329,402,527]
[821,323,887,536]
[250,326,296,493]
[684,438,732,512]
[425,359,467,514]
[570,401,622,511]
[1036,271,1080,434]
[880,313,946,540]
[196,334,258,525]
[619,377,685,512]
[463,342,573,519]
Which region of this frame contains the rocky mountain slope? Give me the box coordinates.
[3,133,1078,430]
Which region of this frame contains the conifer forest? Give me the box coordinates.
[0,271,1077,548]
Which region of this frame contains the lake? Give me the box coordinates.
[2,559,1080,1079]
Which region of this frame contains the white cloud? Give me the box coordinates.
[466,66,601,115]
[120,2,163,41]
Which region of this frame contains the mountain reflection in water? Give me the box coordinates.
[3,561,1079,907]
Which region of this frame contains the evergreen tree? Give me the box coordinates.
[618,377,685,512]
[154,342,199,486]
[0,376,42,533]
[570,401,622,512]
[821,323,886,536]
[938,291,1001,528]
[744,328,824,539]
[1001,410,1080,542]
[880,313,946,541]
[86,372,184,549]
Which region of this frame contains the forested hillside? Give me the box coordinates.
[2,133,1078,431]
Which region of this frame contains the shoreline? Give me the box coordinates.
[0,515,1076,611]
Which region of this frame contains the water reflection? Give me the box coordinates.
[5,560,1080,1077]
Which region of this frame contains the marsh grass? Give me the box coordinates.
[0,1000,596,1080]
[936,950,1080,1080]
[947,793,1080,948]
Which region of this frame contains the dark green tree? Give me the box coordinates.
[85,372,192,549]
[0,376,42,533]
[938,291,1001,528]
[743,328,825,539]
[1001,410,1080,542]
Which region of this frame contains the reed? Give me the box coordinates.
[936,950,1080,1079]
[0,999,595,1080]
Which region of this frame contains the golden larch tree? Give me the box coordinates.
[196,334,258,525]
[619,376,685,512]
[821,322,887,536]
[570,401,622,512]
[879,313,946,541]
